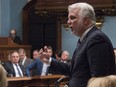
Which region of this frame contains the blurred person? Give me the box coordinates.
[61,50,71,64]
[39,2,115,87]
[27,49,43,76]
[33,49,42,60]
[3,51,24,77]
[26,46,53,76]
[9,29,22,44]
[26,58,43,76]
[18,48,33,75]
[87,75,116,87]
[55,50,62,61]
[0,65,7,87]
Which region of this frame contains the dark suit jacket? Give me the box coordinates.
[2,61,24,77]
[49,26,115,87]
[26,58,43,76]
[13,36,22,44]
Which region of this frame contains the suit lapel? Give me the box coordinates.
[40,61,43,74]
[70,26,98,73]
[10,62,15,76]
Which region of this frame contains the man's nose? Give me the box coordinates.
[67,19,71,25]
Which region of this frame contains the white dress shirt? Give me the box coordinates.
[13,63,23,77]
[21,56,26,65]
[41,63,49,76]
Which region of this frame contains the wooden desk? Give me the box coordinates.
[7,77,31,87]
[7,75,69,87]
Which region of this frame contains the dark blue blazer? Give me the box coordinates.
[26,58,43,76]
[49,26,115,87]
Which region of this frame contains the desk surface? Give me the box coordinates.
[7,76,31,81]
[7,75,63,81]
[7,75,68,87]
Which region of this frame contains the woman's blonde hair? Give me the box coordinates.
[0,65,7,87]
[87,75,116,87]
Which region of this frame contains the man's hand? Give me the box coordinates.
[39,46,50,64]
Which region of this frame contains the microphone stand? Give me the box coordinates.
[54,76,67,87]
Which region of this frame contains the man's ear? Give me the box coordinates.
[83,17,89,25]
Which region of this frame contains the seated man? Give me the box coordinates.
[9,29,22,44]
[61,50,71,64]
[26,46,53,76]
[2,51,24,77]
[18,48,33,74]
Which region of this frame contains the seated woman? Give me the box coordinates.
[0,65,7,87]
[87,75,116,87]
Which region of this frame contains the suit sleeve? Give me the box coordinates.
[49,59,70,75]
[87,36,115,76]
[26,60,37,77]
[2,62,15,76]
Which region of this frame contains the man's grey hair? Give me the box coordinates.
[68,2,96,24]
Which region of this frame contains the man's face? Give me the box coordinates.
[67,9,84,36]
[11,52,20,64]
[10,30,16,38]
[61,51,69,61]
[47,49,53,58]
[19,52,25,60]
[33,51,39,59]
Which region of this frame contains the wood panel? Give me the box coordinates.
[7,75,69,87]
[0,37,31,61]
[0,45,31,61]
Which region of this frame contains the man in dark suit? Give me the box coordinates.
[3,51,24,77]
[39,2,115,87]
[18,48,33,75]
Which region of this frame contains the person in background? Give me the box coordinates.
[0,65,7,87]
[9,29,22,44]
[18,48,33,75]
[26,46,53,76]
[61,50,71,64]
[31,49,42,76]
[87,75,116,87]
[33,49,41,60]
[39,2,115,87]
[3,51,24,77]
[114,48,116,62]
[55,50,62,61]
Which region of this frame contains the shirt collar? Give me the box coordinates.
[22,56,26,65]
[80,25,94,42]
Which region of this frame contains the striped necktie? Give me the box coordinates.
[15,64,22,77]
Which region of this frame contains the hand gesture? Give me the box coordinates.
[39,46,50,64]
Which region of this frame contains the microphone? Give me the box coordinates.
[55,76,68,84]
